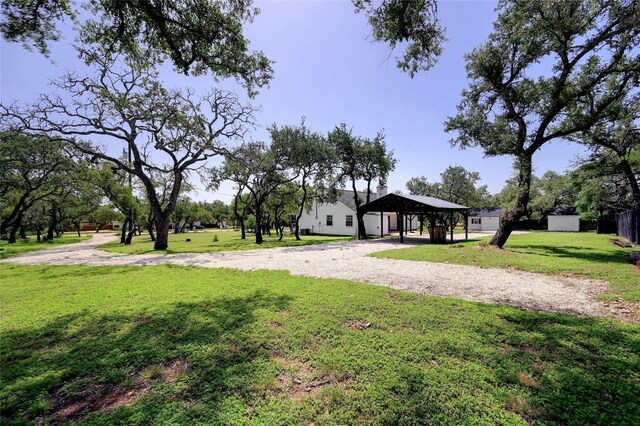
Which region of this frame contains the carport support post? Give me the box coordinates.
[419,215,423,235]
[380,211,383,238]
[399,211,404,243]
[464,212,468,240]
[450,212,454,242]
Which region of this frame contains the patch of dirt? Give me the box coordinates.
[344,320,371,330]
[271,356,349,401]
[516,372,540,388]
[603,299,640,324]
[505,395,546,420]
[50,359,191,421]
[270,321,283,329]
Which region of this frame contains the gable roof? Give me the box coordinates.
[550,206,578,216]
[357,193,469,214]
[338,190,368,211]
[469,207,504,217]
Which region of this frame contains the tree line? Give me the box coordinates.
[1,0,637,250]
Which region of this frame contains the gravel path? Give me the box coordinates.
[1,232,610,317]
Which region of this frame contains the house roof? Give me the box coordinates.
[469,207,504,217]
[357,193,469,214]
[550,206,578,216]
[338,190,368,211]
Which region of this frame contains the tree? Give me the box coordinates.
[269,120,335,240]
[572,94,640,210]
[0,0,273,95]
[407,165,490,230]
[223,141,298,244]
[1,54,256,250]
[529,171,576,220]
[88,205,124,232]
[0,132,73,243]
[353,0,444,76]
[328,123,396,239]
[445,0,640,248]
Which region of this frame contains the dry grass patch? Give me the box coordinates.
[344,320,371,330]
[271,356,349,401]
[50,359,190,421]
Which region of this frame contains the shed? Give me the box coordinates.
[548,207,580,232]
[467,207,503,232]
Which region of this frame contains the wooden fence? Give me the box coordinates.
[616,210,640,243]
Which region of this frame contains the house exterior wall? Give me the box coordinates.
[298,199,389,236]
[467,216,500,232]
[386,212,419,232]
[548,215,580,232]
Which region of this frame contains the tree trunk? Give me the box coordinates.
[489,155,533,248]
[620,159,640,210]
[19,226,27,239]
[8,227,18,244]
[147,223,156,241]
[36,227,42,242]
[356,212,367,239]
[46,209,57,241]
[154,214,171,250]
[240,216,246,239]
[294,183,308,241]
[125,218,134,244]
[120,217,129,244]
[255,205,264,244]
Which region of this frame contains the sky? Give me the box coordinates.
[0,0,589,204]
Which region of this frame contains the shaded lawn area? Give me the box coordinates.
[1,264,638,425]
[372,232,640,302]
[0,235,89,260]
[98,230,353,255]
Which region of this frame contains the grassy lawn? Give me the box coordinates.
[0,235,89,260]
[372,232,640,302]
[99,230,353,254]
[1,263,638,425]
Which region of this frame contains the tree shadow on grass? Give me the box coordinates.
[470,308,640,424]
[1,291,292,424]
[508,244,632,265]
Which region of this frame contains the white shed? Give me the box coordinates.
[548,207,580,232]
[298,189,390,237]
[467,208,503,232]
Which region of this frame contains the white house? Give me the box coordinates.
[467,207,503,232]
[298,188,391,237]
[548,207,580,231]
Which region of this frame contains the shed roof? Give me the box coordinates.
[357,193,469,215]
[469,207,504,217]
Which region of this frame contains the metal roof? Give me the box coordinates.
[357,193,469,214]
[469,207,504,217]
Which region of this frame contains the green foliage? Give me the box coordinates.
[0,0,273,94]
[353,0,444,76]
[98,230,352,255]
[372,232,640,302]
[407,165,490,208]
[1,263,638,424]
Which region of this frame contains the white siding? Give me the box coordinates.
[548,215,580,232]
[298,199,390,236]
[467,216,500,231]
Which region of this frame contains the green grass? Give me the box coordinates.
[372,232,640,302]
[0,235,89,259]
[1,263,638,425]
[99,230,353,254]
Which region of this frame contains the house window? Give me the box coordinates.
[326,215,333,226]
[471,218,481,225]
[345,215,353,227]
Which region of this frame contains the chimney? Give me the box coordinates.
[377,185,388,197]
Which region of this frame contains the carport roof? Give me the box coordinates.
[357,193,469,214]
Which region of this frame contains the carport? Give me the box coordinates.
[357,193,470,243]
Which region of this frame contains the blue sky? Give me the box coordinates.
[0,0,588,203]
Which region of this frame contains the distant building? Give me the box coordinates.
[467,207,503,232]
[548,207,580,232]
[298,187,391,237]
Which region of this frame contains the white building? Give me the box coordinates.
[548,207,580,232]
[467,207,503,232]
[298,188,391,237]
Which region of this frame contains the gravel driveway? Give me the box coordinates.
[1,232,610,317]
